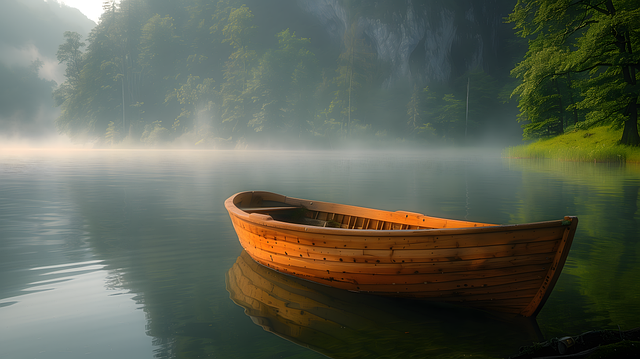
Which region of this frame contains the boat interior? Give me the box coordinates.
[236,195,447,231]
[244,201,422,230]
[233,192,495,230]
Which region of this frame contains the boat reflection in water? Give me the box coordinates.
[226,251,543,359]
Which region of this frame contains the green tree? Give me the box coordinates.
[105,120,120,146]
[53,30,94,139]
[222,5,255,50]
[219,5,257,137]
[53,31,85,113]
[54,0,148,142]
[138,14,179,84]
[406,84,422,134]
[509,0,640,146]
[182,0,236,79]
[519,75,565,139]
[167,75,216,138]
[456,71,502,138]
[246,29,318,137]
[331,22,375,137]
[417,86,466,141]
[434,93,466,140]
[105,0,148,138]
[138,13,183,133]
[56,31,85,83]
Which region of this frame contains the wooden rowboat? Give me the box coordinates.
[224,191,578,317]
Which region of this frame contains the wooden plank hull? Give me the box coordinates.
[225,191,578,317]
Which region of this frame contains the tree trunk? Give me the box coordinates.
[565,73,579,126]
[604,0,640,146]
[620,100,640,146]
[553,78,564,135]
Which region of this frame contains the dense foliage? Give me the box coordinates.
[509,0,640,145]
[52,0,518,148]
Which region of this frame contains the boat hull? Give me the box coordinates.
[225,191,578,317]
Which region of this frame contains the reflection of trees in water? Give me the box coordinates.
[506,160,640,335]
[622,182,639,222]
[65,171,243,359]
[581,180,640,327]
[618,182,639,273]
[0,173,93,301]
[64,158,334,359]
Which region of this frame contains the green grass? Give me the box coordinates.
[503,126,640,163]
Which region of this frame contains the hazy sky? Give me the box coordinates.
[49,0,110,23]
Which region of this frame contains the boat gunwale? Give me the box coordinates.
[225,191,573,237]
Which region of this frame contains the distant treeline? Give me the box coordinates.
[54,0,520,148]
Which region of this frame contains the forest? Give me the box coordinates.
[52,0,639,148]
[510,0,640,146]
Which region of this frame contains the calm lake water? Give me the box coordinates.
[1,149,639,359]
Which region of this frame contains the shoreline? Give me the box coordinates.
[502,126,640,164]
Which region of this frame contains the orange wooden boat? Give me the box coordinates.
[224,191,578,317]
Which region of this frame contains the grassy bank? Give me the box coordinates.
[504,126,640,163]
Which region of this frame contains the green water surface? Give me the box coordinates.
[1,150,638,359]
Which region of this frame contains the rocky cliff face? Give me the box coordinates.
[297,0,514,87]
